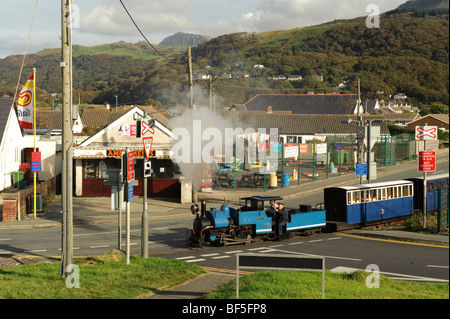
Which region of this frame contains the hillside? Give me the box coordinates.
[0,12,448,109]
[397,0,449,9]
[158,32,211,48]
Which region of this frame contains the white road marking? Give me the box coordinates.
[185,259,206,263]
[212,255,231,259]
[427,265,449,269]
[176,256,195,260]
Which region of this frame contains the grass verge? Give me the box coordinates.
[204,271,449,299]
[0,251,205,299]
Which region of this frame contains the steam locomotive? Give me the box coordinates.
[187,196,326,247]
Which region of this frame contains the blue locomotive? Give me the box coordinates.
[188,196,326,247]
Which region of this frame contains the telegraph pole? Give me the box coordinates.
[187,46,194,109]
[60,0,73,277]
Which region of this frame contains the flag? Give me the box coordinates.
[17,71,34,129]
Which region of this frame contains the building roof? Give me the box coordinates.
[0,98,15,144]
[237,94,358,114]
[219,111,389,135]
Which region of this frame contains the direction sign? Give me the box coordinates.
[356,163,367,176]
[415,126,438,141]
[31,162,41,173]
[418,151,436,172]
[143,136,153,161]
[128,182,134,202]
[127,151,135,182]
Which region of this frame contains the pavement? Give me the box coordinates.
[0,153,448,299]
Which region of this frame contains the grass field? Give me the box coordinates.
[0,252,204,299]
[0,252,447,299]
[204,270,449,299]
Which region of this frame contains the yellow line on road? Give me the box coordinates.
[337,232,449,249]
[201,266,253,275]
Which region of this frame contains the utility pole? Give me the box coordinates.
[357,79,363,184]
[187,46,194,109]
[60,0,73,277]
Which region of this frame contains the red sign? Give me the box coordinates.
[127,151,135,182]
[418,151,436,172]
[31,151,41,162]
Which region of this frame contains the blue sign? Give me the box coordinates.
[128,182,133,202]
[335,145,344,150]
[356,163,367,176]
[31,162,41,173]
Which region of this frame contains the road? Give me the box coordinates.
[1,161,448,283]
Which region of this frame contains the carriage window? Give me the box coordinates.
[392,187,397,198]
[409,185,413,196]
[378,188,384,200]
[347,192,352,205]
[402,185,410,197]
[354,191,361,203]
[370,189,377,201]
[387,187,392,199]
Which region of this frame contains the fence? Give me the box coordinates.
[211,133,418,191]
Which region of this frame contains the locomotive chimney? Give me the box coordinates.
[201,201,206,218]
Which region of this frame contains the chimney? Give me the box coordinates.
[267,106,272,113]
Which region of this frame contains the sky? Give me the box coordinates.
[0,0,406,58]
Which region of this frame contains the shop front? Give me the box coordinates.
[73,107,180,198]
[74,147,180,197]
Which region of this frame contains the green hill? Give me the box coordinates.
[0,13,448,109]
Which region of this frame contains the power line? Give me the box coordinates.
[119,0,169,60]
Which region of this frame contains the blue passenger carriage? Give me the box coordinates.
[407,173,449,213]
[324,180,414,231]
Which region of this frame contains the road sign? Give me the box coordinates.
[127,151,134,182]
[356,163,367,176]
[128,182,134,202]
[31,162,41,173]
[415,126,438,140]
[357,126,365,140]
[418,151,436,172]
[142,119,155,136]
[31,151,41,162]
[142,136,153,161]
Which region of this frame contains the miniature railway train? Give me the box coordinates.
[188,174,449,247]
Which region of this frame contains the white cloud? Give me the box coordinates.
[0,0,406,57]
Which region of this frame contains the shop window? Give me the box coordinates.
[84,160,98,178]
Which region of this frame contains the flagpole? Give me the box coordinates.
[33,68,36,219]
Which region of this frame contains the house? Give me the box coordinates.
[287,75,302,81]
[234,94,358,115]
[0,98,23,192]
[406,114,449,132]
[382,113,421,128]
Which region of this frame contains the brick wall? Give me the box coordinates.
[1,174,61,221]
[0,198,17,222]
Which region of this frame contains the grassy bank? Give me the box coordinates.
[204,271,449,299]
[0,252,205,299]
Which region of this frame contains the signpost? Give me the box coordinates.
[126,149,134,265]
[138,117,155,259]
[415,126,438,229]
